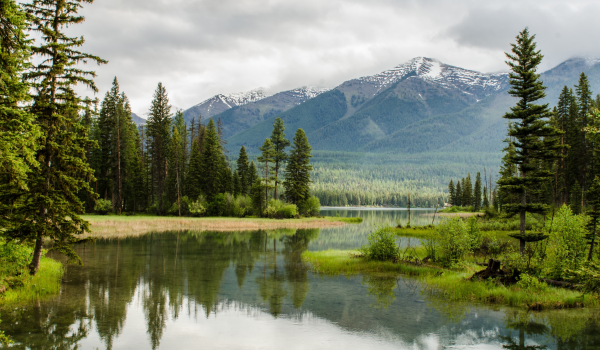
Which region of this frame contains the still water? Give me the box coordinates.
[1,209,599,349]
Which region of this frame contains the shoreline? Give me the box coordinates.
[84,215,348,238]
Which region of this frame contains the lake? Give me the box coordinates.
[1,209,599,349]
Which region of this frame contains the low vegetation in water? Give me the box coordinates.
[304,206,600,310]
[324,216,363,224]
[0,239,63,306]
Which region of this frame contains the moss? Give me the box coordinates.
[0,257,63,306]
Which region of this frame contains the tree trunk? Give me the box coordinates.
[520,187,526,255]
[29,233,44,276]
[589,221,596,261]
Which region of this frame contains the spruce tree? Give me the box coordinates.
[147,82,172,214]
[236,146,249,193]
[586,177,600,261]
[233,170,241,196]
[463,175,472,208]
[257,138,275,205]
[498,28,562,253]
[0,0,39,191]
[200,118,222,202]
[248,161,258,188]
[8,0,107,275]
[576,73,593,204]
[473,172,482,211]
[455,181,462,207]
[186,137,202,200]
[570,181,582,214]
[270,117,290,200]
[284,129,313,205]
[448,179,455,205]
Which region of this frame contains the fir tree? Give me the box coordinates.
[473,172,482,211]
[233,170,241,196]
[455,181,462,207]
[147,82,172,214]
[463,174,472,208]
[498,28,561,253]
[257,138,275,205]
[9,0,107,275]
[248,161,258,188]
[270,117,290,200]
[586,177,600,261]
[200,119,222,202]
[284,129,313,205]
[576,73,593,204]
[448,179,455,205]
[186,137,202,200]
[0,0,39,190]
[236,146,249,193]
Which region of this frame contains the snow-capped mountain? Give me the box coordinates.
[287,86,330,103]
[357,57,508,98]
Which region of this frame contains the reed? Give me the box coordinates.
[83,215,346,238]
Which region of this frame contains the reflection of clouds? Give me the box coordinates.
[78,294,494,350]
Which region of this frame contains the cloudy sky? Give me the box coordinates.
[70,0,600,116]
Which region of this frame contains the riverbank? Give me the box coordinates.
[302,250,597,310]
[0,257,63,307]
[83,214,350,238]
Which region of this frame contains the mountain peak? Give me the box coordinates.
[358,57,508,97]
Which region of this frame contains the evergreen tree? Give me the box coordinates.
[284,129,313,205]
[8,0,107,275]
[186,137,202,200]
[167,125,184,215]
[498,28,561,253]
[233,170,241,196]
[473,172,482,211]
[586,177,600,261]
[248,161,258,188]
[463,174,472,208]
[236,146,249,194]
[455,181,462,207]
[576,73,593,204]
[250,178,265,215]
[257,138,275,205]
[570,181,582,215]
[147,82,172,214]
[270,117,290,200]
[200,119,222,202]
[448,179,455,205]
[0,0,39,191]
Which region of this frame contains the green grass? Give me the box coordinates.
[302,250,599,310]
[324,216,363,224]
[0,257,63,306]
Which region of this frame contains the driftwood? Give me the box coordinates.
[540,278,577,289]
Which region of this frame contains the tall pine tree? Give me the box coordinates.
[284,129,313,205]
[11,0,107,274]
[498,28,561,253]
[270,117,290,200]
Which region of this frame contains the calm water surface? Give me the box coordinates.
[1,209,599,349]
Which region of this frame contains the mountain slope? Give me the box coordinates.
[182,88,269,124]
[227,57,509,153]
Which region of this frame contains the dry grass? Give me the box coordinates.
[434,212,483,218]
[83,215,346,238]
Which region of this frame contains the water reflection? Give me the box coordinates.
[0,226,599,349]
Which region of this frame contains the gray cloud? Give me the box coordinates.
[64,0,600,115]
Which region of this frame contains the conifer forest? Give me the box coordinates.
[5,0,600,348]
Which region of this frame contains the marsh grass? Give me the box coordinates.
[0,257,63,306]
[302,250,599,310]
[83,215,345,238]
[324,216,363,224]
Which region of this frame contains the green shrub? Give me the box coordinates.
[94,198,112,215]
[188,195,208,217]
[516,274,549,292]
[437,217,470,267]
[565,261,600,294]
[421,238,438,262]
[299,196,320,216]
[264,199,298,218]
[543,205,588,280]
[232,195,252,217]
[466,216,482,251]
[361,225,399,261]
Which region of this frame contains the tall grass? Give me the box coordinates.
[0,257,63,306]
